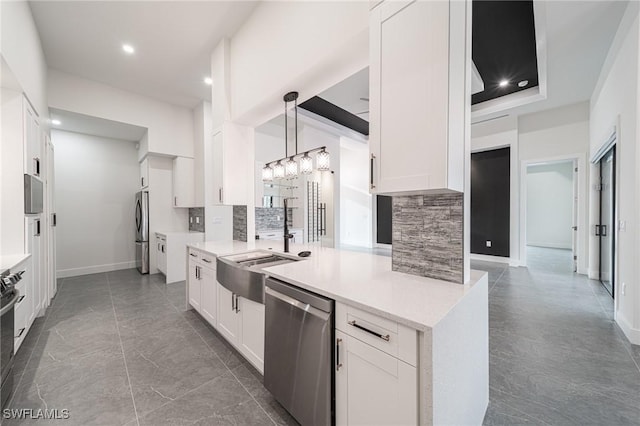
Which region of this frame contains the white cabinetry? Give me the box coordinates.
[13,257,32,352]
[187,248,217,326]
[155,233,167,275]
[25,218,42,322]
[216,282,265,373]
[23,100,41,177]
[157,233,204,283]
[172,157,196,208]
[210,124,253,205]
[335,303,418,426]
[140,157,149,189]
[369,0,469,195]
[187,253,201,312]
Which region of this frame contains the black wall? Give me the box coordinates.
[376,195,392,244]
[471,148,510,257]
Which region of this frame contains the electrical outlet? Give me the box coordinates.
[622,282,626,295]
[486,240,492,248]
[619,220,626,231]
[196,217,200,224]
[276,215,281,221]
[190,217,193,223]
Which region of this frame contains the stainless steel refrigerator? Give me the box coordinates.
[135,191,149,274]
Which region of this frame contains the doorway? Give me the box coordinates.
[525,160,577,273]
[597,146,615,297]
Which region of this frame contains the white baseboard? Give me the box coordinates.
[616,314,640,345]
[470,254,520,267]
[588,269,599,280]
[57,261,136,278]
[526,242,572,250]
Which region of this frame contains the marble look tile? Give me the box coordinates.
[137,372,270,426]
[482,401,544,426]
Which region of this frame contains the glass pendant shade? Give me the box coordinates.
[262,164,273,181]
[273,161,285,179]
[316,149,330,171]
[285,157,298,178]
[300,153,313,174]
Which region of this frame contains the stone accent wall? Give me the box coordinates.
[188,208,205,232]
[255,207,293,233]
[233,205,247,242]
[392,193,464,283]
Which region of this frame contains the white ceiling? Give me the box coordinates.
[50,108,147,142]
[29,1,258,108]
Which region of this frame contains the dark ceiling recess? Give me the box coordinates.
[472,0,538,105]
[299,96,369,136]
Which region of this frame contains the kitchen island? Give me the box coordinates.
[186,240,488,425]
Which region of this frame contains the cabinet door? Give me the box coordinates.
[370,0,450,194]
[238,297,265,373]
[335,331,417,426]
[199,266,217,327]
[25,218,41,324]
[140,158,149,189]
[216,283,239,344]
[187,262,201,311]
[23,100,41,176]
[172,157,195,208]
[211,131,224,205]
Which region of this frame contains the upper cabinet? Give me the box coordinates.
[23,100,41,177]
[172,156,196,208]
[210,123,253,206]
[140,157,149,189]
[369,0,470,195]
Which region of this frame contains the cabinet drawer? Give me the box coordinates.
[336,303,417,366]
[188,249,200,261]
[198,253,215,268]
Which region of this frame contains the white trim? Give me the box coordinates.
[616,313,640,345]
[520,153,587,271]
[591,124,617,164]
[57,261,137,278]
[470,253,520,267]
[526,242,572,250]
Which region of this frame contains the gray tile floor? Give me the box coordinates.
[7,270,297,426]
[6,247,640,425]
[479,247,640,426]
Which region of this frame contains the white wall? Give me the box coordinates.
[53,130,139,277]
[340,137,372,248]
[47,70,194,159]
[526,162,574,249]
[470,103,590,273]
[589,2,639,343]
[0,1,48,117]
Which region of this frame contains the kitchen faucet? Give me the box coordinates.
[283,197,295,253]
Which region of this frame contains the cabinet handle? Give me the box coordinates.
[141,177,144,187]
[601,225,607,237]
[17,295,25,304]
[235,294,240,313]
[219,188,223,203]
[195,266,200,280]
[231,293,235,311]
[370,153,376,189]
[52,213,57,227]
[15,327,25,338]
[348,320,390,341]
[174,196,177,206]
[336,338,343,371]
[190,253,197,258]
[595,225,601,236]
[35,219,41,236]
[34,158,40,176]
[202,258,211,264]
[161,245,165,253]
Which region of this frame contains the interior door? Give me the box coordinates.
[571,161,578,272]
[598,147,615,297]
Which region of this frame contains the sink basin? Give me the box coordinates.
[216,251,300,304]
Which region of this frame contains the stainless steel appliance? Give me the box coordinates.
[24,174,43,214]
[1,270,22,409]
[135,191,149,274]
[264,277,334,426]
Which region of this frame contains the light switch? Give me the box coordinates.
[486,241,492,248]
[190,217,193,223]
[196,217,200,224]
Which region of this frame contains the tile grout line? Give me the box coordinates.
[105,273,141,426]
[487,266,507,294]
[148,279,280,426]
[6,277,67,408]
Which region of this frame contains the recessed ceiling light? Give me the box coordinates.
[518,80,529,88]
[204,77,213,86]
[499,79,509,87]
[51,119,61,125]
[122,44,135,54]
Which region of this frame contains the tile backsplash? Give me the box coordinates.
[392,193,463,284]
[188,208,205,232]
[233,205,247,242]
[255,207,293,233]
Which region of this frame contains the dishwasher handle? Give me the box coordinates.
[265,286,330,320]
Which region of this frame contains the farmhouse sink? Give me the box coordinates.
[216,251,300,304]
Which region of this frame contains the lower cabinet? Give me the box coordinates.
[216,282,265,373]
[13,257,33,352]
[199,265,216,326]
[187,259,201,312]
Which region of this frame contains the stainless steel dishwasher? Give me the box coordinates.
[264,277,334,426]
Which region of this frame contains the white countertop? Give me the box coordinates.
[156,231,204,236]
[0,254,32,274]
[188,240,487,331]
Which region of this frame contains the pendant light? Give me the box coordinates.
[262,164,273,181]
[285,156,298,178]
[300,153,313,174]
[316,148,330,171]
[273,160,285,179]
